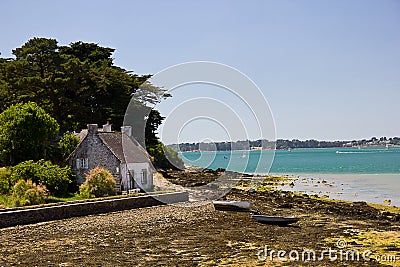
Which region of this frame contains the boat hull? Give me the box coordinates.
[251,215,299,225]
[213,201,251,211]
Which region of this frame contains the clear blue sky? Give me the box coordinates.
[1,0,399,141]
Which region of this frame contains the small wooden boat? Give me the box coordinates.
[213,201,251,211]
[251,214,299,225]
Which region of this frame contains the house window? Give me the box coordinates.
[82,158,88,169]
[76,158,88,169]
[141,169,147,184]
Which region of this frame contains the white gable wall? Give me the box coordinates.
[120,163,153,191]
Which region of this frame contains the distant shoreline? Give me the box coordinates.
[179,145,400,153]
[171,137,400,152]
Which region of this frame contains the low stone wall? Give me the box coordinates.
[0,192,189,228]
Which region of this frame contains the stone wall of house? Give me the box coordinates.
[0,192,189,228]
[70,125,120,184]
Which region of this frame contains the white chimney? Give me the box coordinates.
[103,123,112,132]
[121,126,132,137]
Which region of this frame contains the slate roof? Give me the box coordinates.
[75,129,151,164]
[98,132,150,164]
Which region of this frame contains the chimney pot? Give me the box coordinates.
[103,123,112,132]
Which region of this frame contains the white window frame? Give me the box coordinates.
[77,158,88,169]
[84,158,88,168]
[141,169,147,184]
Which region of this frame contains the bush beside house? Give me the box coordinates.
[79,167,116,198]
[11,179,48,207]
[0,168,12,195]
[10,160,73,197]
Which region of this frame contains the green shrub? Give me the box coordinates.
[0,194,12,208]
[59,131,80,160]
[0,168,12,194]
[10,160,73,196]
[79,167,116,198]
[0,102,59,166]
[11,179,48,207]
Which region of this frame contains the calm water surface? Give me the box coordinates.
[181,147,400,205]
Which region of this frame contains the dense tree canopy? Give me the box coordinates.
[58,131,80,162]
[0,102,59,166]
[0,37,157,131]
[0,37,182,169]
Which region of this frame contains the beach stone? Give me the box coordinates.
[247,188,256,193]
[278,203,293,209]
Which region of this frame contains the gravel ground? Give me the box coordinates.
[1,173,399,266]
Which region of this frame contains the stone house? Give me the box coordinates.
[69,124,153,192]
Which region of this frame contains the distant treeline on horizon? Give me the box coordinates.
[169,137,400,152]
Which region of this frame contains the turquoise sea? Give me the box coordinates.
[181,147,400,174]
[181,147,400,206]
